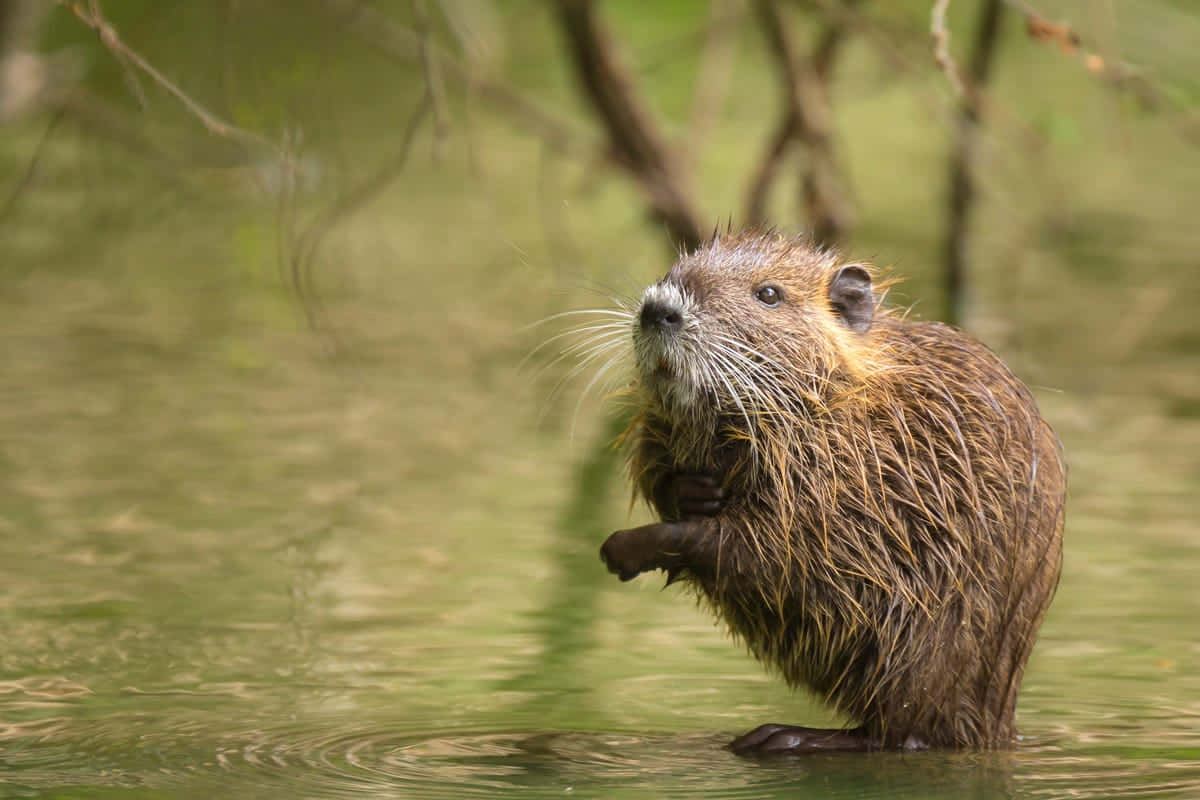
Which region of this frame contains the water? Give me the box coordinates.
[4,1,1200,789]
[1,259,1197,799]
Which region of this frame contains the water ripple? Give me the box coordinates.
[4,716,1200,799]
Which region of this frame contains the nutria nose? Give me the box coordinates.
[640,299,683,333]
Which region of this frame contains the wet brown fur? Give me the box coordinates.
[622,231,1066,749]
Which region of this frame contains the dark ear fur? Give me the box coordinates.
[829,264,875,333]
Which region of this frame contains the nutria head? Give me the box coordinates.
[633,233,879,421]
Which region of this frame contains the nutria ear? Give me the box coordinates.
[829,265,875,333]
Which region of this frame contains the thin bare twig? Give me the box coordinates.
[320,0,594,160]
[55,90,178,165]
[685,0,742,161]
[413,0,450,160]
[808,0,1053,248]
[290,94,432,337]
[89,0,147,110]
[0,0,16,50]
[744,112,797,226]
[56,0,277,155]
[0,107,63,226]
[942,0,1004,325]
[931,0,966,99]
[1003,0,1199,145]
[555,0,705,250]
[631,3,746,76]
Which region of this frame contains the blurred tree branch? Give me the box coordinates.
[554,0,705,251]
[684,0,742,164]
[55,0,278,156]
[1005,0,1200,147]
[941,0,1004,326]
[745,0,858,245]
[0,0,16,53]
[0,107,62,227]
[412,0,449,159]
[318,0,596,160]
[930,0,966,99]
[288,94,432,340]
[40,0,1195,332]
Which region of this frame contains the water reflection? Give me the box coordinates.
[1,287,1198,797]
[6,712,1200,799]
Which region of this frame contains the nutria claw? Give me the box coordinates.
[600,527,651,582]
[600,519,717,583]
[655,473,726,520]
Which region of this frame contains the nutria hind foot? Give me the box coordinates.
[728,724,901,755]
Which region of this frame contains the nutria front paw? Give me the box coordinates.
[600,528,654,582]
[657,473,726,519]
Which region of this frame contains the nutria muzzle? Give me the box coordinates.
[639,297,683,333]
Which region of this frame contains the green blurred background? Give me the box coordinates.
[0,1,1197,797]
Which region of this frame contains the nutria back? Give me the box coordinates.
[620,231,1065,749]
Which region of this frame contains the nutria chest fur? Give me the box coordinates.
[598,232,1066,754]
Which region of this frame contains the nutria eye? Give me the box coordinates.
[755,286,783,307]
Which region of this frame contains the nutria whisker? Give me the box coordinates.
[532,331,631,405]
[523,306,635,332]
[523,320,632,373]
[534,322,634,434]
[709,345,792,427]
[700,351,758,457]
[569,347,633,438]
[705,337,779,393]
[555,331,630,388]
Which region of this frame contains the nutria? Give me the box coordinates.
[595,231,1066,754]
